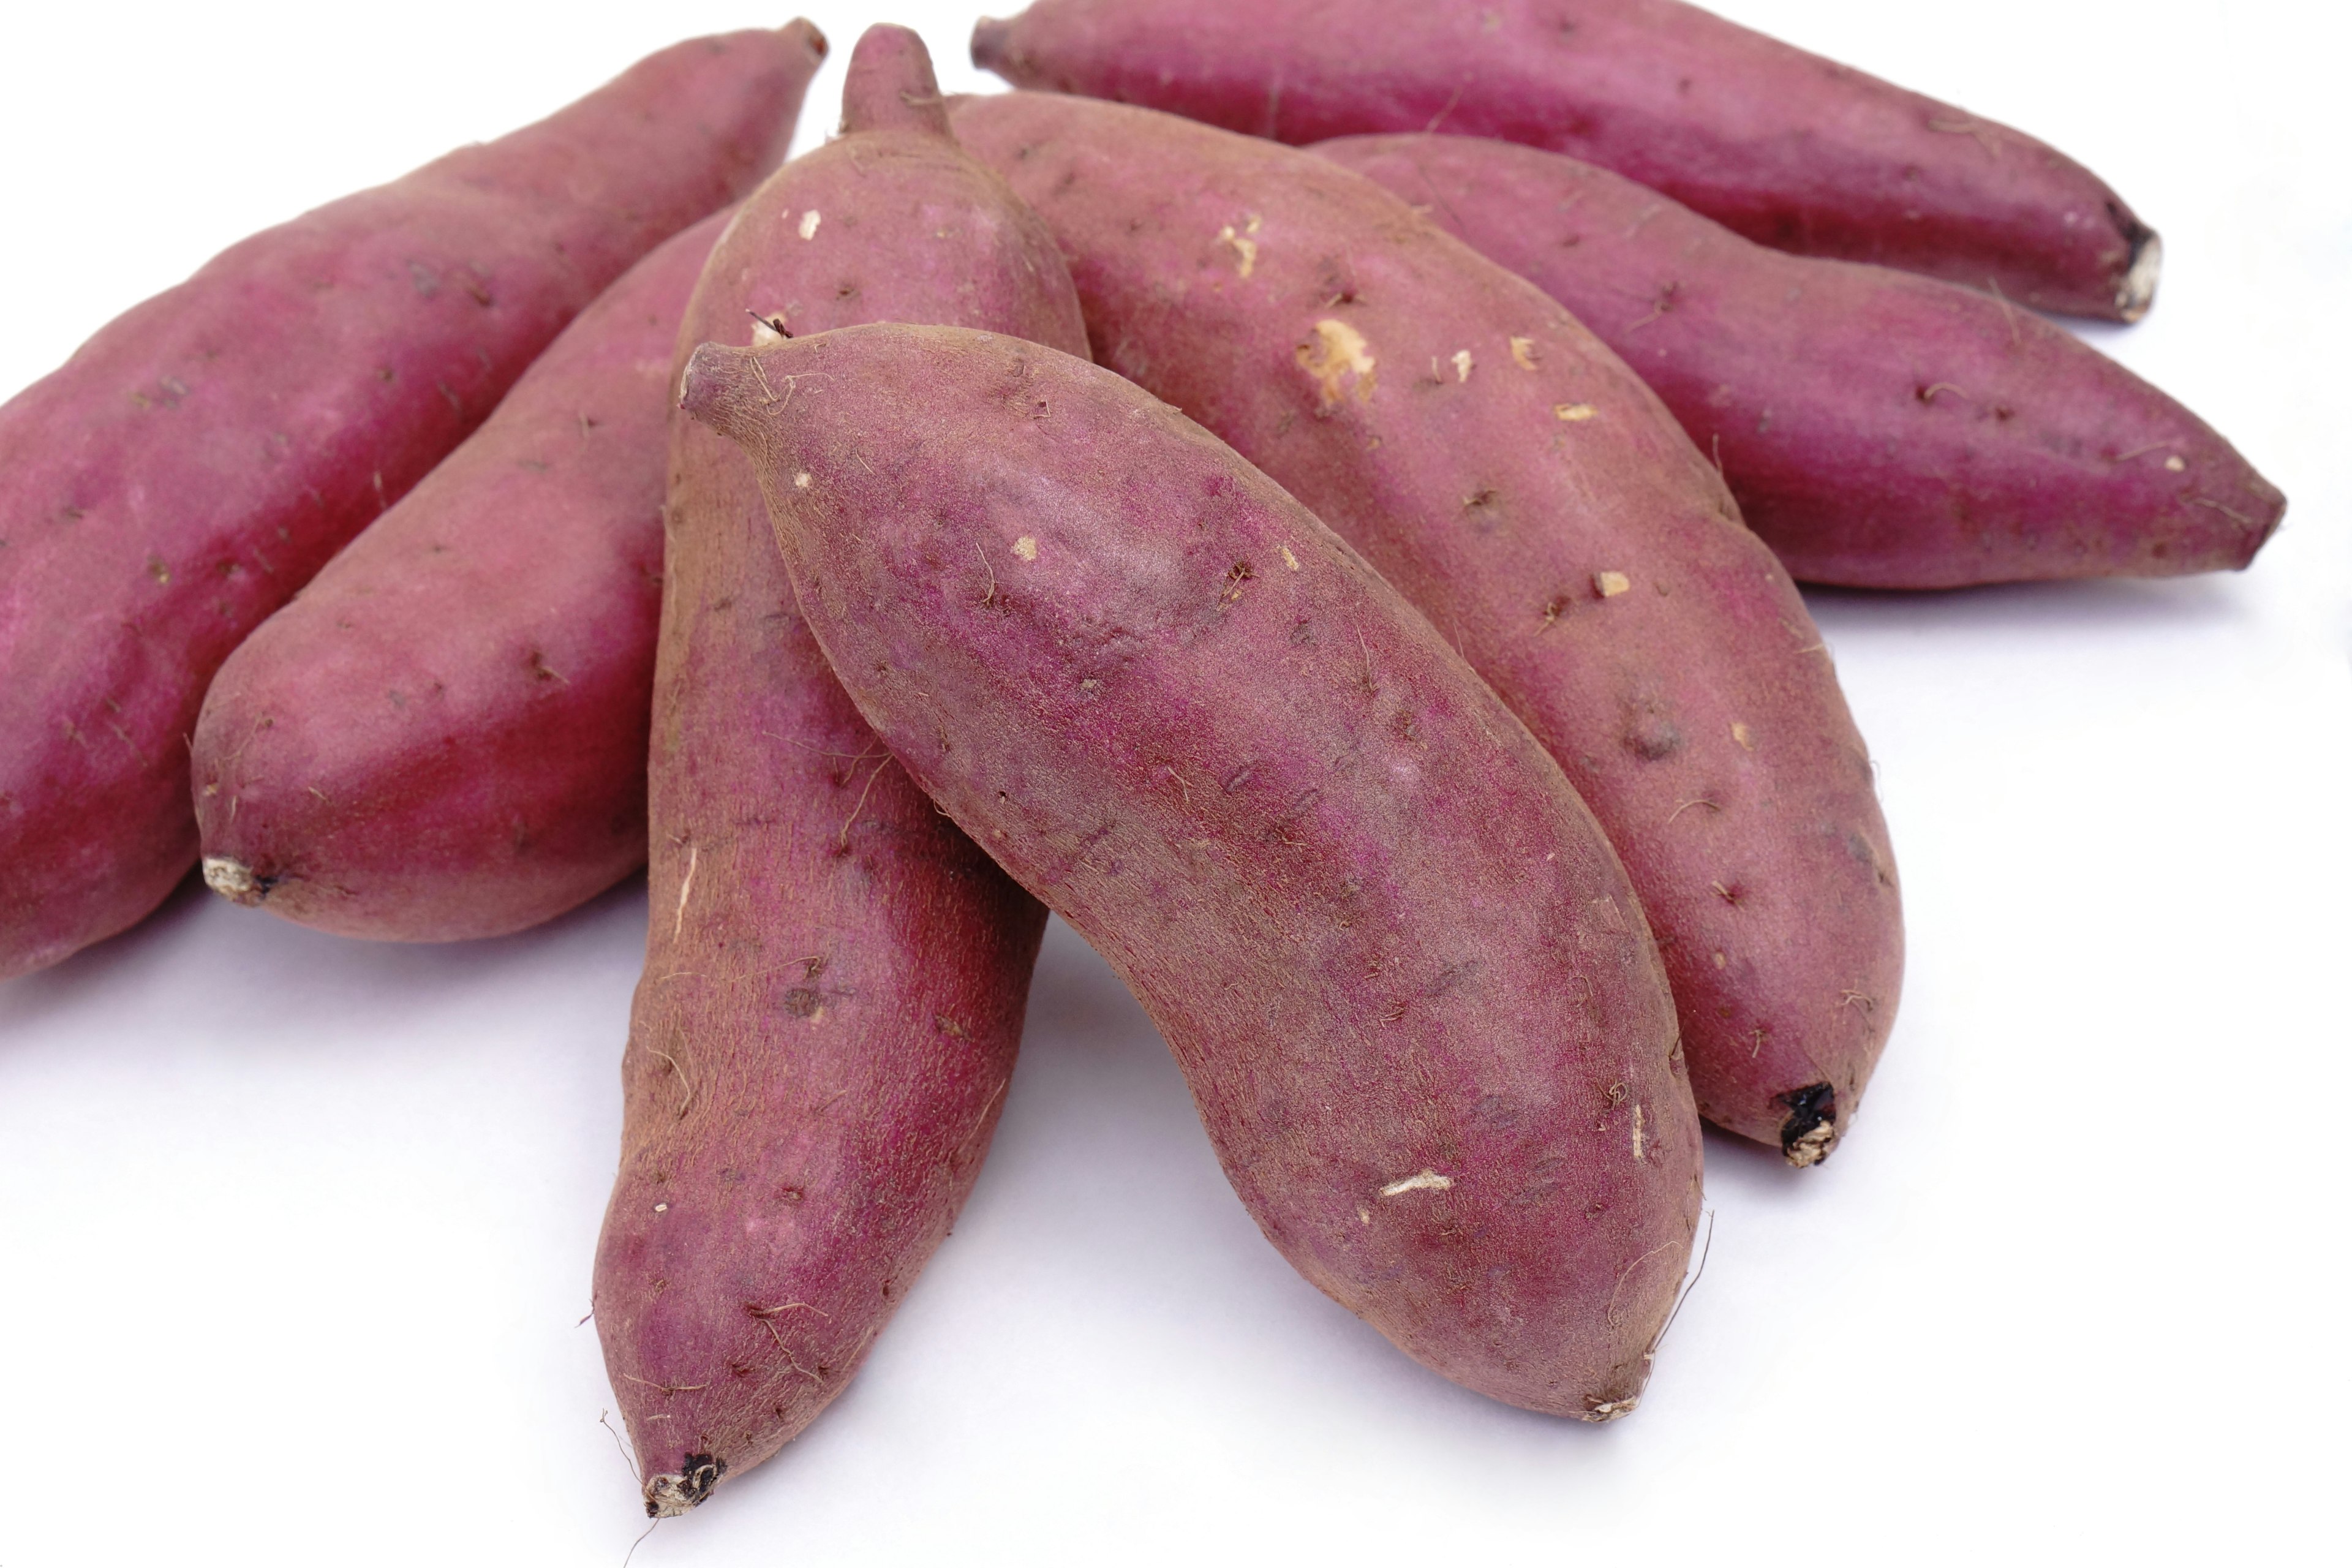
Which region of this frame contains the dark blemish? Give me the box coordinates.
[1422,960,1480,998]
[1395,710,1420,742]
[437,380,463,417]
[1222,766,1254,793]
[1992,404,2015,423]
[1712,880,1744,906]
[1474,1093,1518,1128]
[782,987,821,1017]
[146,555,170,584]
[1289,619,1316,646]
[836,281,861,300]
[650,1454,725,1516]
[1622,715,1682,761]
[388,690,407,709]
[1776,1083,1839,1166]
[377,367,395,382]
[1221,560,1254,603]
[528,650,567,684]
[462,273,492,307]
[407,260,440,298]
[1540,594,1572,630]
[1463,483,1501,511]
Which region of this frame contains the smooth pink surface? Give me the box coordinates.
[974,0,2155,318]
[191,209,734,940]
[951,92,1901,1158]
[1318,134,2284,587]
[687,321,1701,1417]
[594,27,1087,1516]
[0,24,826,981]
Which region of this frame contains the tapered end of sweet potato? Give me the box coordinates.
[1776,1083,1840,1167]
[2117,228,2162,322]
[842,24,952,138]
[677,342,770,447]
[201,856,267,907]
[643,1455,726,1518]
[970,17,1015,75]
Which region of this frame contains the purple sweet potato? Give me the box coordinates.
[0,25,827,983]
[951,92,1901,1161]
[593,28,1088,1517]
[684,320,1703,1417]
[188,208,733,940]
[973,0,2159,321]
[1316,134,2286,588]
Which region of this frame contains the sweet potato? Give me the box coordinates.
[973,0,2159,320]
[1316,134,2287,588]
[188,208,732,939]
[593,28,1087,1517]
[951,91,1901,1161]
[683,320,1703,1417]
[0,25,827,983]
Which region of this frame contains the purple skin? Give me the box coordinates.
[973,0,2160,321]
[0,24,828,983]
[594,26,1087,1518]
[684,322,1702,1419]
[949,92,1899,1163]
[189,208,734,940]
[1315,135,2286,588]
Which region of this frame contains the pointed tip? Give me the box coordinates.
[971,16,1012,74]
[842,24,951,138]
[678,342,764,444]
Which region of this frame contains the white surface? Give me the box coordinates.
[2,2,2346,1562]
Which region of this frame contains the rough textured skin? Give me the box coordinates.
[594,28,1087,1518]
[951,92,1901,1160]
[1317,135,2287,588]
[973,0,2159,321]
[685,322,1703,1418]
[188,210,731,940]
[0,24,827,982]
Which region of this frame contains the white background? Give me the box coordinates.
[2,1,2346,1562]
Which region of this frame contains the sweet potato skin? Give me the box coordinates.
[973,0,2158,321]
[684,321,1703,1417]
[593,28,1086,1517]
[951,92,1901,1160]
[187,209,732,940]
[1316,135,2286,588]
[0,24,827,982]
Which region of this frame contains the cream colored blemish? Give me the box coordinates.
[1595,570,1630,597]
[1357,1203,1373,1224]
[1731,721,1754,750]
[653,1202,669,1213]
[1379,1169,1454,1197]
[793,471,812,490]
[673,843,698,939]
[1631,1103,1646,1162]
[1012,535,1038,562]
[2165,454,2187,472]
[1712,950,1727,968]
[797,209,821,240]
[750,314,786,346]
[1280,543,1300,571]
[1556,402,1597,421]
[1509,336,1539,370]
[1216,217,1260,277]
[1451,349,1474,382]
[202,856,259,903]
[1585,1396,1639,1420]
[1297,318,1377,406]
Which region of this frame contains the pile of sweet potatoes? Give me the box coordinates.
[0,0,2285,1523]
